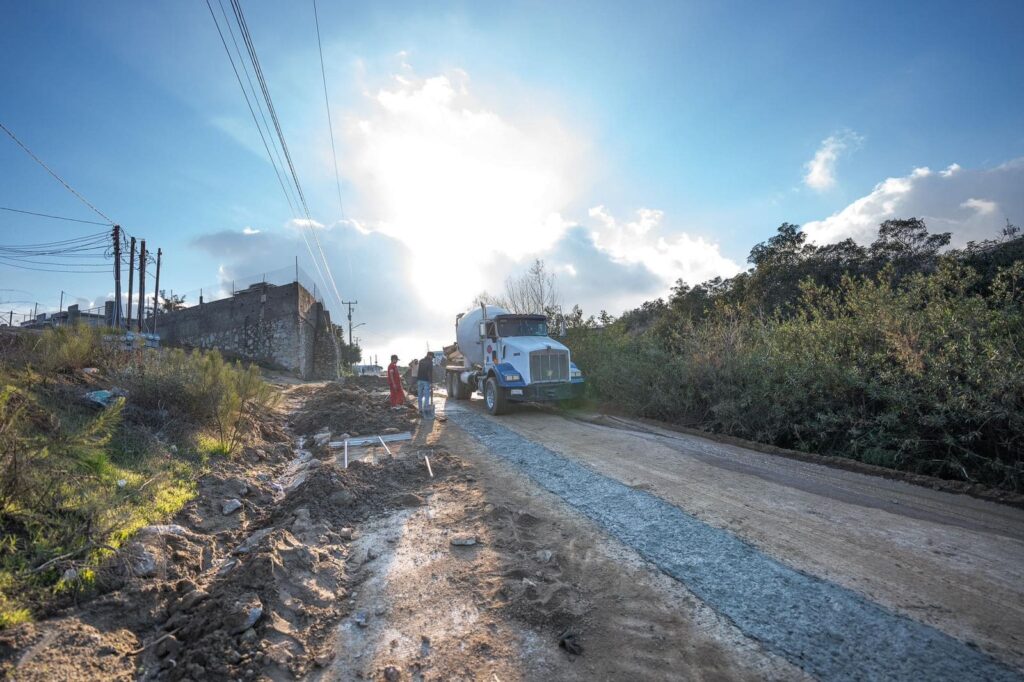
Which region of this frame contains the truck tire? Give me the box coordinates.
[484,376,508,415]
[447,371,468,401]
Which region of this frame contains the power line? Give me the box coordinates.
[0,206,111,225]
[204,0,300,218]
[204,0,333,308]
[217,0,302,215]
[0,121,114,225]
[222,0,346,313]
[313,0,346,219]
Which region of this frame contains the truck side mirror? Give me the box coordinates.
[557,315,567,337]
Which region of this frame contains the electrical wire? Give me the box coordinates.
[223,0,345,313]
[204,0,300,218]
[0,122,115,225]
[0,206,111,225]
[217,0,302,215]
[313,0,346,218]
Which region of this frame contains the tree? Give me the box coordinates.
[564,304,596,330]
[869,218,950,279]
[159,290,186,313]
[331,324,363,366]
[503,259,560,318]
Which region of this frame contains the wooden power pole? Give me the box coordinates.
[151,248,162,335]
[126,236,136,330]
[137,239,146,333]
[112,225,122,327]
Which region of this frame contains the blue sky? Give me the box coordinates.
[2,0,1022,360]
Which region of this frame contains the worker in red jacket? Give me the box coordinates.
[387,354,405,407]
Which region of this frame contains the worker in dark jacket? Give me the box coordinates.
[416,351,434,413]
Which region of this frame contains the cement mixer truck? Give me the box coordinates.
[445,305,585,415]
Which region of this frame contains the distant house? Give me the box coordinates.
[20,302,117,329]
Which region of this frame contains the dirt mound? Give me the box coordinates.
[346,375,388,391]
[289,381,417,437]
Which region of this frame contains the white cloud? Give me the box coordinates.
[803,159,1024,246]
[961,197,997,215]
[804,130,863,191]
[588,206,742,286]
[242,226,261,235]
[287,218,326,231]
[340,70,587,311]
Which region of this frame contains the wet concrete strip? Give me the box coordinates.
[446,404,1024,681]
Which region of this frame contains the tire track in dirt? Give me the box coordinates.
[445,402,1024,681]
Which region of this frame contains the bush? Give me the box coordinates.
[568,261,1024,490]
[115,348,279,454]
[0,326,280,627]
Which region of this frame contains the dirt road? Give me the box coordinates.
[443,396,1024,680]
[5,380,1022,680]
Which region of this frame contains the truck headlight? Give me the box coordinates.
[504,373,521,382]
[570,368,582,378]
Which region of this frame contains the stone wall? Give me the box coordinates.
[156,282,338,379]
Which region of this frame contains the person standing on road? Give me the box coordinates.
[416,350,434,413]
[387,354,405,408]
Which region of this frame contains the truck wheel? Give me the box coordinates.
[484,376,508,415]
[448,371,468,400]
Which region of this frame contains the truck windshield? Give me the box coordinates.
[497,318,548,337]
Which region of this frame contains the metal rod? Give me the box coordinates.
[378,435,392,456]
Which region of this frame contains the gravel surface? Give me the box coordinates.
[446,403,1023,682]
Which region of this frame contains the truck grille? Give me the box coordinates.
[530,349,569,383]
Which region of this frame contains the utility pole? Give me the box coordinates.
[126,236,136,330]
[342,300,358,346]
[137,239,146,333]
[151,248,162,335]
[112,225,122,327]
[58,290,64,326]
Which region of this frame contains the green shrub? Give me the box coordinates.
[568,261,1024,490]
[115,348,278,455]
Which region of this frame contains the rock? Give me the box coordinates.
[338,527,355,541]
[536,549,553,563]
[374,605,387,616]
[222,498,243,515]
[384,665,401,681]
[314,652,334,667]
[313,430,332,446]
[330,490,356,506]
[239,628,259,644]
[233,528,273,555]
[228,594,264,634]
[397,493,424,507]
[354,611,369,628]
[178,589,209,611]
[130,545,159,577]
[61,567,79,582]
[450,535,477,547]
[157,635,182,659]
[382,427,400,435]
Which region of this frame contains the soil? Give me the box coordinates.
[2,379,1020,681]
[287,381,417,437]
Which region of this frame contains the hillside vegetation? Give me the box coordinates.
[0,327,279,628]
[566,219,1024,491]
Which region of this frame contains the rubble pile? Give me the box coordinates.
[289,382,417,437]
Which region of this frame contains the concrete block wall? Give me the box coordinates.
[156,282,338,379]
